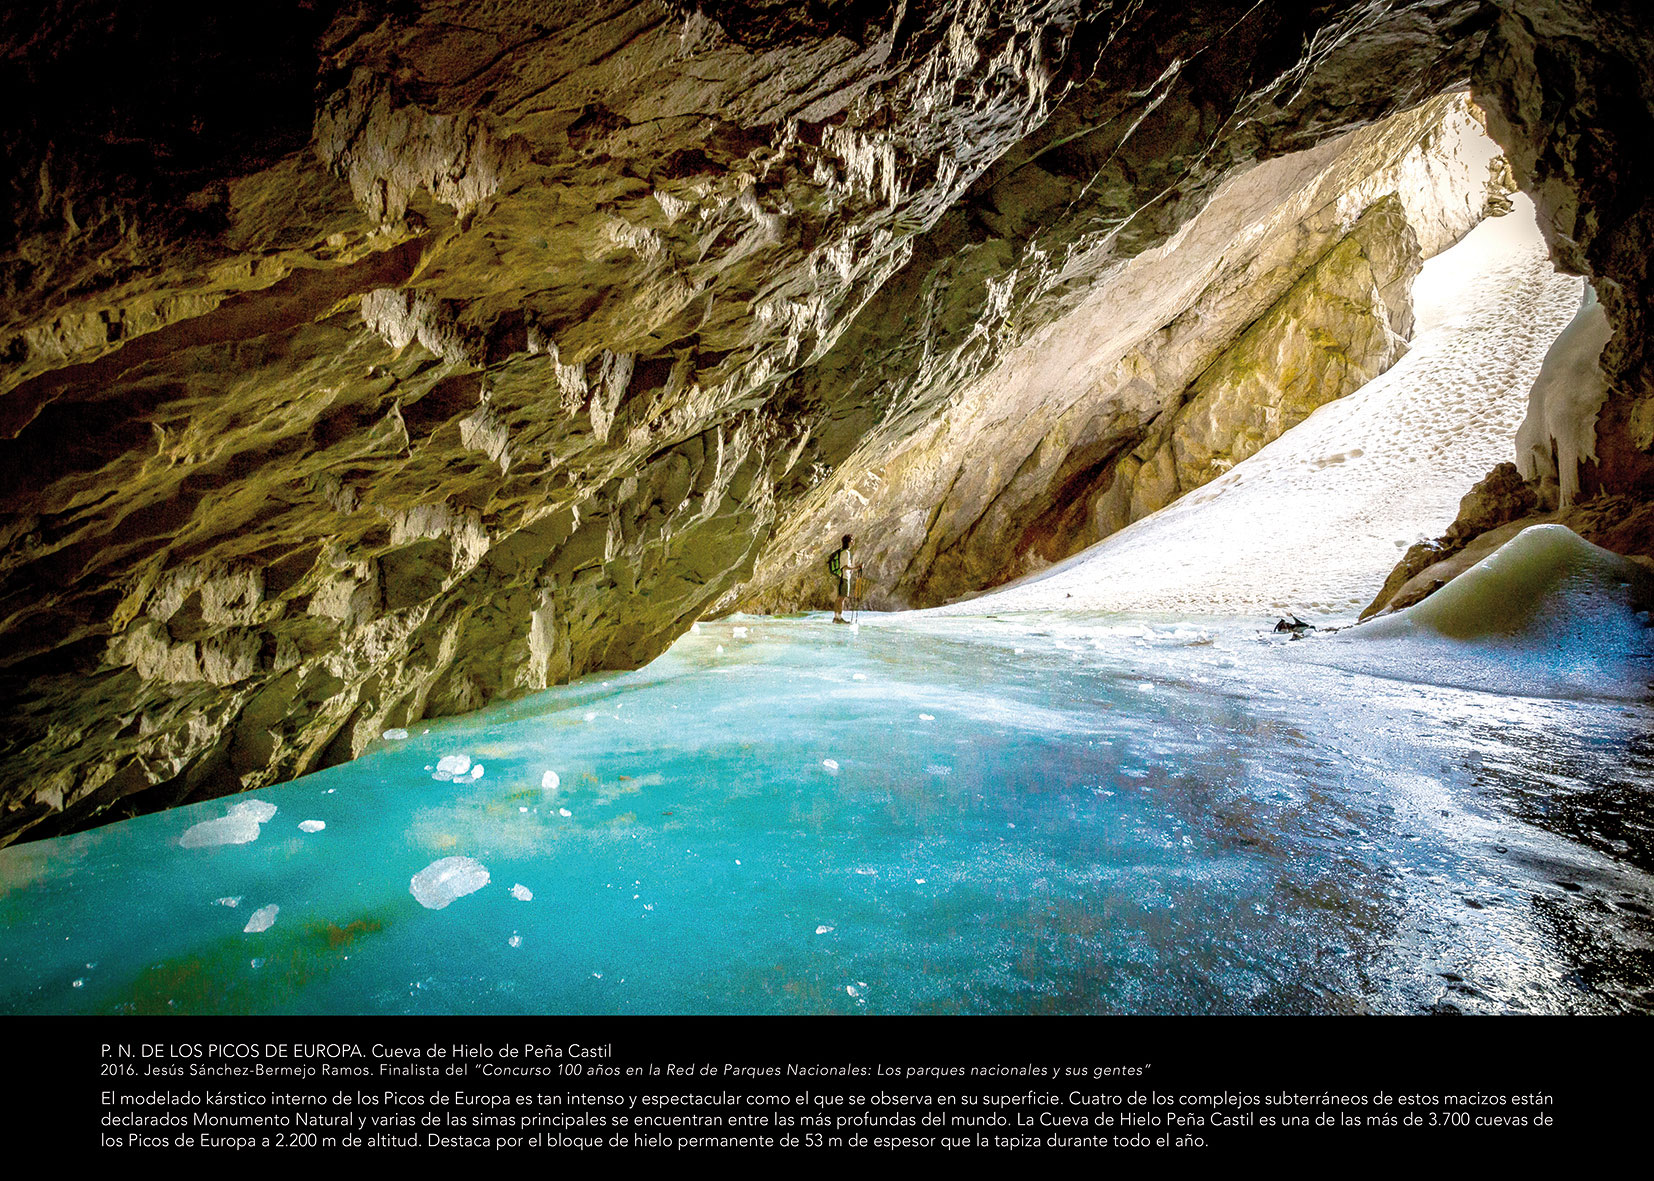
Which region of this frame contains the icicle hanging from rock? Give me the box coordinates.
[1514,280,1613,511]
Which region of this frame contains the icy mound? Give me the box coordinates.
[179,799,278,848]
[409,856,491,910]
[1330,525,1654,698]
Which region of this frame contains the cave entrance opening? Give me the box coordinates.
[745,100,1591,630]
[942,191,1584,623]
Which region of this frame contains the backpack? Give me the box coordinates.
[827,548,843,578]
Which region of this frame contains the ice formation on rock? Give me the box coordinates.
[409,856,491,910]
[1368,524,1652,637]
[1514,282,1613,510]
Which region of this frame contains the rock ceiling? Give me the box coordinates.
[1,2,1650,843]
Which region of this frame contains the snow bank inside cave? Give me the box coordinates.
[938,195,1582,621]
[1325,524,1654,698]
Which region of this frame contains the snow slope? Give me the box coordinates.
[939,195,1582,621]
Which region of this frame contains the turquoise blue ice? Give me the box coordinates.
[2,612,1651,1014]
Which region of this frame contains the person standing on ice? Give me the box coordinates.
[828,534,859,623]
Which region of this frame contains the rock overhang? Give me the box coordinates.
[2,2,1652,843]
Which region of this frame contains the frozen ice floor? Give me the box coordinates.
[2,612,1650,1015]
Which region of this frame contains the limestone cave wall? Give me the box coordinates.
[738,95,1512,611]
[2,1,1651,843]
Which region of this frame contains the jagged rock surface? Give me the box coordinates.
[3,1,1652,843]
[1476,2,1654,502]
[740,96,1507,611]
[1106,196,1423,532]
[1362,461,1541,617]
